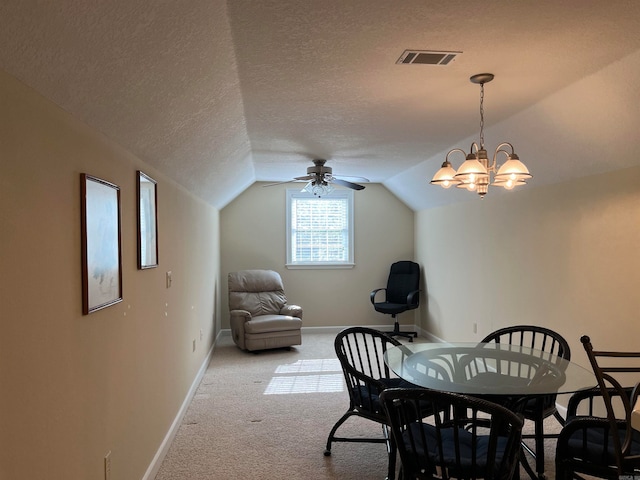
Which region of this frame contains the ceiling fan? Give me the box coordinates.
[265,159,368,197]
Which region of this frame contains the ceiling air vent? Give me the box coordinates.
[396,50,461,65]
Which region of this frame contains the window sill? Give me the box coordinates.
[286,263,355,270]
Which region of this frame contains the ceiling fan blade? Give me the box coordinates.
[335,174,370,183]
[331,178,366,190]
[262,180,296,187]
[264,161,367,191]
[263,175,315,187]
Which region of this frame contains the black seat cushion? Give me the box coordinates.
[373,302,412,315]
[351,378,415,412]
[565,426,640,463]
[403,423,510,477]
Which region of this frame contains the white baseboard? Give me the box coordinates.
[419,329,445,343]
[141,342,215,480]
[219,325,421,336]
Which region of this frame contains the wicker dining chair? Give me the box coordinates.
[479,325,571,478]
[324,327,448,480]
[555,335,640,480]
[380,387,524,480]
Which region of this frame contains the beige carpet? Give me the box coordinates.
[154,332,560,480]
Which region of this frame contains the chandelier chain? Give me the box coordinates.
[479,82,485,149]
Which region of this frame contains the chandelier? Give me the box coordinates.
[430,73,532,197]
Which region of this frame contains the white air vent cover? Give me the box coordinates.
[396,50,461,65]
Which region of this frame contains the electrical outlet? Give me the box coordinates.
[166,271,172,288]
[473,322,478,334]
[104,451,111,480]
[192,339,196,352]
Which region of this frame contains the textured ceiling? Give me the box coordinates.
[2,0,640,209]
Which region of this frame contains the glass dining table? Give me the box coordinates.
[384,341,598,479]
[384,342,596,396]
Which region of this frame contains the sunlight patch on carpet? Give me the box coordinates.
[264,373,344,394]
[265,358,344,394]
[274,358,341,374]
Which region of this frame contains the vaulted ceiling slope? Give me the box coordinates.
[2,1,640,210]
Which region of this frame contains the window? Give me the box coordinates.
[286,189,354,268]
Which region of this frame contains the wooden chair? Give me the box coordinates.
[555,335,640,480]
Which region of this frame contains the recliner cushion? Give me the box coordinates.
[228,270,287,317]
[244,315,303,334]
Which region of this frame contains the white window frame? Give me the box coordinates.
[285,189,355,269]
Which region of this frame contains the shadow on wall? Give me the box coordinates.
[212,277,218,337]
[424,293,444,340]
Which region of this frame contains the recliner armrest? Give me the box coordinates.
[230,309,251,320]
[229,309,251,350]
[280,304,303,318]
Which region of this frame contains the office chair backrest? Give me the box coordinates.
[386,261,420,305]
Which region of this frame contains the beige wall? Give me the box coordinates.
[220,182,415,329]
[416,166,640,364]
[0,70,220,479]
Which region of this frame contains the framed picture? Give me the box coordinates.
[136,171,158,269]
[80,174,123,314]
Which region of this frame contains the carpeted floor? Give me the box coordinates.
[154,332,560,480]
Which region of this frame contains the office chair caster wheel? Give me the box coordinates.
[323,449,331,456]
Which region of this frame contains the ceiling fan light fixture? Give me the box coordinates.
[303,181,334,197]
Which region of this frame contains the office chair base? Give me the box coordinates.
[389,322,417,342]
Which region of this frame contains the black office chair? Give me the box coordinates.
[479,325,571,479]
[380,387,524,480]
[371,261,420,342]
[555,335,640,480]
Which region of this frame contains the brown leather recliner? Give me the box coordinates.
[228,270,302,351]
